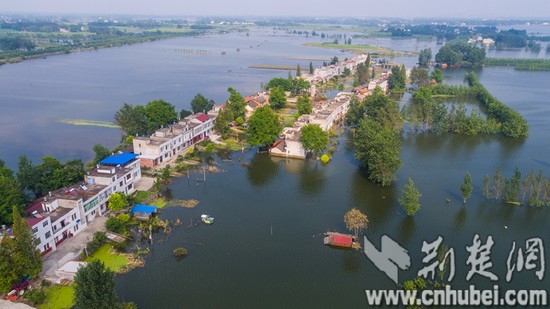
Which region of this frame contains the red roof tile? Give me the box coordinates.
[25,216,45,227]
[195,113,210,123]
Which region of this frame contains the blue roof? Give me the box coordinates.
[131,204,157,214]
[99,153,138,166]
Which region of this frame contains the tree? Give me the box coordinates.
[430,68,443,84]
[296,94,312,115]
[345,95,365,128]
[17,155,36,199]
[246,106,282,148]
[388,65,406,91]
[410,67,430,88]
[309,62,314,74]
[144,99,178,132]
[214,108,233,137]
[226,87,246,120]
[400,178,421,216]
[108,192,128,212]
[114,103,148,136]
[269,86,287,110]
[296,64,301,77]
[418,48,432,67]
[0,206,42,292]
[179,109,192,119]
[461,171,473,204]
[435,41,485,67]
[93,144,111,165]
[354,118,402,186]
[344,208,369,238]
[74,260,119,309]
[300,125,329,154]
[190,93,215,114]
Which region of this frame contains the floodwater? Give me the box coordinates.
[1,28,550,308]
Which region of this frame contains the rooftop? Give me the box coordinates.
[99,153,138,166]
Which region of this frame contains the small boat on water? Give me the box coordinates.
[323,232,355,248]
[201,214,214,225]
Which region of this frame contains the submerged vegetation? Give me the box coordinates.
[484,58,550,71]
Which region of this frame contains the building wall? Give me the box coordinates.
[31,217,56,254]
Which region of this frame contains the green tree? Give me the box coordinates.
[0,206,42,292]
[430,68,444,83]
[144,99,178,132]
[74,260,119,309]
[190,93,215,114]
[354,118,402,186]
[108,192,128,212]
[269,86,287,109]
[179,109,192,119]
[214,108,234,137]
[296,94,312,115]
[344,208,369,238]
[300,124,329,154]
[309,61,314,74]
[400,177,422,216]
[17,155,36,200]
[345,95,365,127]
[410,67,430,88]
[93,144,111,166]
[296,64,301,76]
[460,171,473,204]
[226,87,246,120]
[388,65,406,91]
[418,48,432,67]
[114,103,148,136]
[246,106,282,148]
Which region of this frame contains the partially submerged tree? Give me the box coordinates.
[460,171,473,204]
[344,208,369,238]
[400,177,422,216]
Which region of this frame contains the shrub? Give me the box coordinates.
[118,213,130,224]
[106,217,123,233]
[173,247,188,257]
[320,154,331,164]
[24,289,46,306]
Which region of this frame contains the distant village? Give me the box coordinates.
[1,52,399,267]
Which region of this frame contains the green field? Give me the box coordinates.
[40,286,74,309]
[59,119,119,129]
[85,244,129,272]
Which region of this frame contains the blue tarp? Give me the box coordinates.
[131,204,157,214]
[99,153,138,166]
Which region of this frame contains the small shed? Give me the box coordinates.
[131,204,157,221]
[323,232,355,248]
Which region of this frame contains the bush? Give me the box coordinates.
[106,217,123,233]
[24,289,46,306]
[173,247,188,257]
[86,231,107,255]
[320,154,331,164]
[118,213,130,224]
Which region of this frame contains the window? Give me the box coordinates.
[74,225,79,232]
[32,227,38,234]
[45,231,51,239]
[119,181,123,187]
[43,221,49,227]
[71,214,77,221]
[126,174,131,180]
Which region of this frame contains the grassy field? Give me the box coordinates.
[40,286,74,309]
[59,119,119,129]
[133,190,152,204]
[85,244,129,273]
[304,42,415,56]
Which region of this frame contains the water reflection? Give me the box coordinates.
[397,217,417,246]
[453,207,467,230]
[246,153,279,186]
[298,160,326,197]
[342,250,362,274]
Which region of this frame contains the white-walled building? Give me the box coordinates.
[25,153,142,255]
[133,113,216,167]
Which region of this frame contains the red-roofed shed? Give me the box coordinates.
[323,232,354,248]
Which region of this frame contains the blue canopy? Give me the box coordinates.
[99,153,138,166]
[131,204,157,214]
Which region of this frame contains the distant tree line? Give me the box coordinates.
[484,57,550,71]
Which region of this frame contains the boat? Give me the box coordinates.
[323,232,355,248]
[201,214,214,225]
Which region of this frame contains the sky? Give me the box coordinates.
[1,0,550,19]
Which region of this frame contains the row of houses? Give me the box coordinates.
[270,92,353,159]
[133,112,216,168]
[24,153,142,255]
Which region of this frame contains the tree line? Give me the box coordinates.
[435,40,486,68]
[484,57,550,71]
[482,167,550,207]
